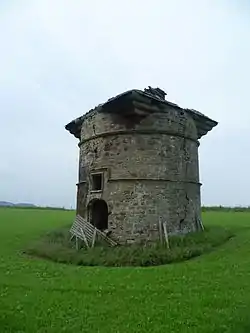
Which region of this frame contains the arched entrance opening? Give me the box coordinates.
[88,199,108,231]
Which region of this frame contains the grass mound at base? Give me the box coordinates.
[24,226,233,267]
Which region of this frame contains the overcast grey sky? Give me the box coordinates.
[0,0,249,208]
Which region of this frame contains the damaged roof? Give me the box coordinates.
[65,86,218,139]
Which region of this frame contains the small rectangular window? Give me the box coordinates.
[91,173,103,191]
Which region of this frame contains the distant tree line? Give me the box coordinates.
[201,206,250,212]
[0,206,74,211]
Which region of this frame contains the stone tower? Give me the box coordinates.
[65,87,217,244]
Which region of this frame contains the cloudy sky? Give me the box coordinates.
[0,0,249,208]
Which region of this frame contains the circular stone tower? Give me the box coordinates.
[66,87,217,244]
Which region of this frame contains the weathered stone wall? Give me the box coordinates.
[77,105,202,244]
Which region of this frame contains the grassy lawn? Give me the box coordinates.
[0,208,250,332]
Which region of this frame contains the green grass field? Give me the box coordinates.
[0,208,250,333]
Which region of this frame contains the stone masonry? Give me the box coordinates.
[65,87,217,244]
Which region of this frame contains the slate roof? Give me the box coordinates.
[65,87,218,139]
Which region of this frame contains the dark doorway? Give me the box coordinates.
[88,199,108,231]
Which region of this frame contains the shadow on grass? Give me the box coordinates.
[211,310,250,333]
[0,313,26,333]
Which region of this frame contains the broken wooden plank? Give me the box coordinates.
[80,227,89,248]
[158,218,163,244]
[162,222,170,249]
[70,214,117,248]
[91,229,97,248]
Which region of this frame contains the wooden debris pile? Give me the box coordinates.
[70,215,117,250]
